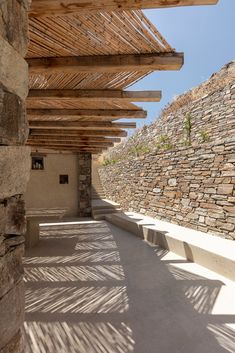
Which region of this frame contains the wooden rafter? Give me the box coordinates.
[28,90,162,103]
[28,136,121,143]
[27,53,183,75]
[30,145,105,153]
[30,129,128,137]
[29,121,136,130]
[27,141,114,147]
[29,1,219,17]
[27,109,147,119]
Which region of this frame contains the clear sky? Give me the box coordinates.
[128,0,235,130]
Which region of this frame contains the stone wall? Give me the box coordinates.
[105,61,235,161]
[0,1,31,352]
[99,63,235,240]
[78,153,92,217]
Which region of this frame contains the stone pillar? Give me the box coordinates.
[0,0,31,352]
[78,153,92,217]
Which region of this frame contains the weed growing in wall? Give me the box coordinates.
[102,158,118,166]
[155,134,173,151]
[198,130,210,143]
[183,113,192,146]
[128,144,150,157]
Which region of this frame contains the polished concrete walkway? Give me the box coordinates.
[23,220,235,353]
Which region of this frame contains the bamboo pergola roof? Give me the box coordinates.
[26,8,183,153]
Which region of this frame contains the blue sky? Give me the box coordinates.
[128,0,235,130]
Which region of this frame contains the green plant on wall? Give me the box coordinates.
[128,144,150,157]
[155,134,173,151]
[183,113,192,146]
[102,158,118,166]
[198,130,210,143]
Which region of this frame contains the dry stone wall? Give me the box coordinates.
[106,62,235,160]
[0,1,31,352]
[78,153,92,217]
[99,63,235,240]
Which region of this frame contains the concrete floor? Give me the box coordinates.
[23,220,235,353]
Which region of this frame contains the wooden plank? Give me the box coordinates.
[27,140,114,147]
[29,145,105,153]
[27,108,147,119]
[27,142,113,148]
[29,121,136,130]
[28,136,121,143]
[29,1,219,17]
[30,129,128,137]
[27,90,161,103]
[27,53,183,74]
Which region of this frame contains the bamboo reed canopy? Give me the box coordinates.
[27,9,183,154]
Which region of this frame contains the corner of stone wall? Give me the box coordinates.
[78,153,92,217]
[0,1,31,351]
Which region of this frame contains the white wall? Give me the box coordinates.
[25,153,78,216]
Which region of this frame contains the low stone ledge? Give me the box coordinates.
[106,211,235,281]
[0,146,31,200]
[0,37,28,100]
[0,281,24,350]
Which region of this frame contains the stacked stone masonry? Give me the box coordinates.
[99,63,235,240]
[78,153,92,217]
[0,1,30,352]
[106,62,235,160]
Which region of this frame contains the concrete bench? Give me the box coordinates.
[106,211,235,282]
[25,208,67,249]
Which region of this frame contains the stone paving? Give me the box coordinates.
[23,220,235,353]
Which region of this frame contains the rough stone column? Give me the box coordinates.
[0,0,31,352]
[78,153,92,217]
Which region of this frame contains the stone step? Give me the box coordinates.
[92,193,106,198]
[91,199,120,220]
[92,199,120,210]
[92,207,121,215]
[92,211,119,221]
[105,211,235,282]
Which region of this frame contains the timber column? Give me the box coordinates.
[78,153,92,217]
[0,0,31,352]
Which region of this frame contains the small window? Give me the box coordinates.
[32,156,44,170]
[60,175,69,184]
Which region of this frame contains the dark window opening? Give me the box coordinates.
[60,175,69,184]
[32,156,44,170]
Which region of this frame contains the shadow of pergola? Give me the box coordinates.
[23,220,235,353]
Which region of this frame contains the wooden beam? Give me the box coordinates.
[28,136,121,143]
[28,90,161,103]
[29,144,106,150]
[27,140,114,147]
[27,90,161,102]
[27,53,183,74]
[29,121,136,130]
[27,109,147,119]
[28,144,112,150]
[29,146,105,153]
[29,1,219,17]
[30,129,128,137]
